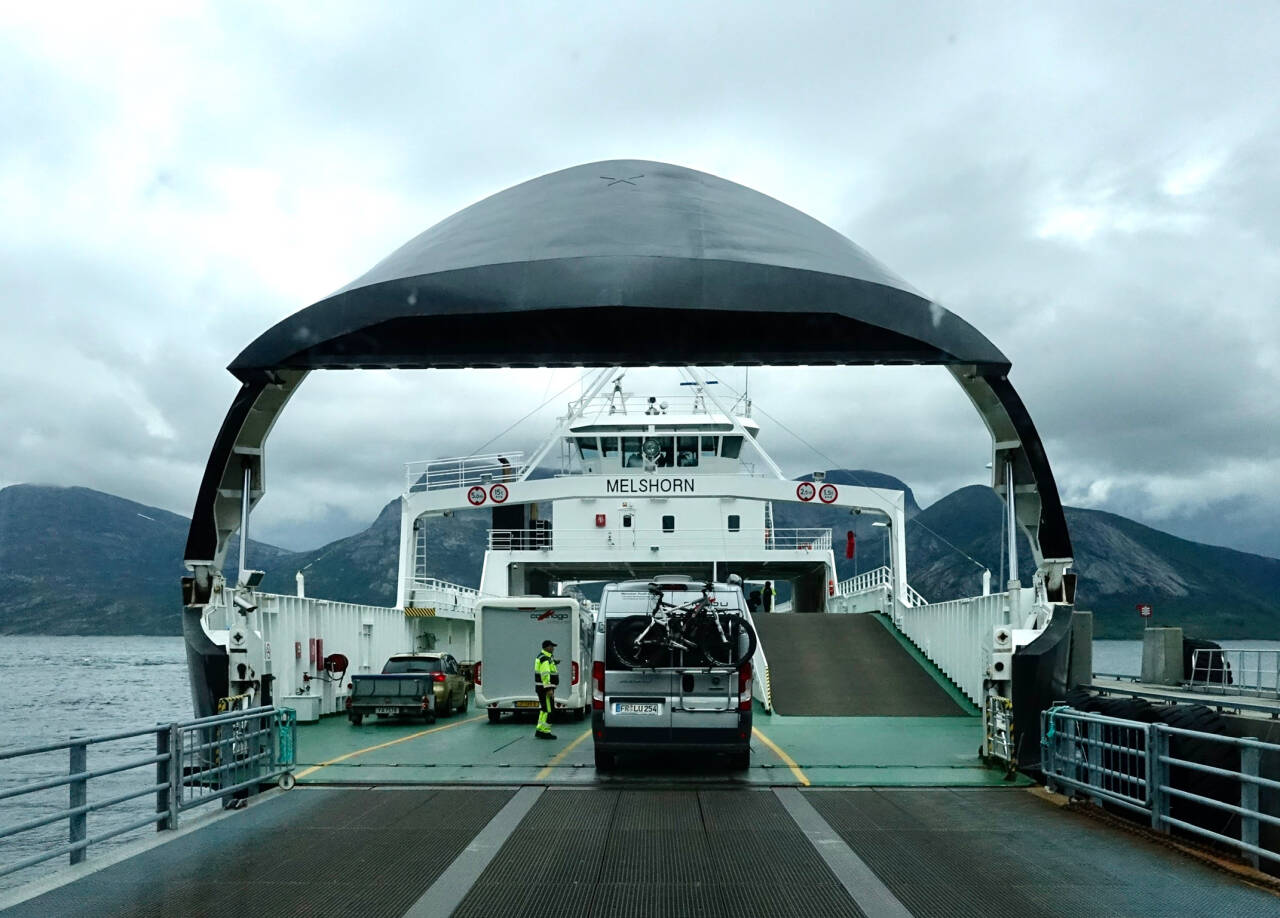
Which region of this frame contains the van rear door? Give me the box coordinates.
[602,614,672,739]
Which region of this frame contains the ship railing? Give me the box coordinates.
[896,590,1019,704]
[836,566,929,607]
[405,452,524,493]
[405,578,481,616]
[1041,706,1280,869]
[486,527,833,551]
[1188,648,1279,699]
[0,706,296,882]
[565,393,749,419]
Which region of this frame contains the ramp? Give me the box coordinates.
[752,614,967,716]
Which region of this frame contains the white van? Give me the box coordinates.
[474,597,593,722]
[591,579,753,771]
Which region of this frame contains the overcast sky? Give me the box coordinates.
[2,1,1277,560]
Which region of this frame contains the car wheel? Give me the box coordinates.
[574,707,586,721]
[594,747,615,772]
[487,708,501,724]
[439,694,452,717]
[457,689,469,713]
[349,713,363,726]
[730,751,750,771]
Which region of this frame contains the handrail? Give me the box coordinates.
[1041,706,1280,869]
[1188,647,1279,699]
[0,706,296,882]
[487,526,834,551]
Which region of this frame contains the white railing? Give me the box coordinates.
[567,392,751,419]
[405,578,481,618]
[897,591,1019,704]
[1042,707,1280,869]
[487,527,832,552]
[836,565,929,607]
[404,452,524,493]
[1189,648,1280,699]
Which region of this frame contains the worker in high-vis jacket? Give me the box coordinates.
[534,639,559,740]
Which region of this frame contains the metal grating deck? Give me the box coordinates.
[0,788,513,918]
[806,788,1279,918]
[453,788,866,918]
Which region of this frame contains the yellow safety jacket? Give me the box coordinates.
[534,650,558,687]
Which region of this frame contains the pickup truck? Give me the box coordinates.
[346,674,437,725]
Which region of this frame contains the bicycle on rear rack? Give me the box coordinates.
[611,581,758,669]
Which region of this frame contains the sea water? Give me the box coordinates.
[0,636,189,894]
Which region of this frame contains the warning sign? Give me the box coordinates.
[1137,604,1153,618]
[489,483,509,503]
[818,483,839,504]
[467,486,487,506]
[796,482,816,502]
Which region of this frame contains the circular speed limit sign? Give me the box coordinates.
[796,482,816,502]
[818,484,839,504]
[466,486,487,506]
[489,483,509,503]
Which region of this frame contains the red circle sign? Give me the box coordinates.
[489,483,509,503]
[818,484,839,504]
[796,482,816,502]
[467,486,487,506]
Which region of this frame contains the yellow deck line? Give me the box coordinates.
[752,726,811,786]
[535,728,592,780]
[294,714,486,779]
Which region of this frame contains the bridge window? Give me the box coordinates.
[701,435,717,455]
[576,437,599,461]
[662,515,675,533]
[622,436,643,467]
[727,515,740,532]
[721,436,743,459]
[600,436,618,459]
[654,436,674,467]
[676,436,699,467]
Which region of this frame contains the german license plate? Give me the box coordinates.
[515,700,540,708]
[376,707,398,715]
[613,702,661,716]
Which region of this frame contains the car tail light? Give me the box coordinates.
[738,661,752,711]
[571,661,580,686]
[474,661,481,686]
[432,672,446,682]
[421,695,430,710]
[592,661,605,710]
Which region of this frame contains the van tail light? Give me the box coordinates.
[592,661,605,710]
[432,672,446,682]
[571,661,580,686]
[474,662,481,686]
[738,661,753,711]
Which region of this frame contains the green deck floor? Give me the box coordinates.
[291,699,1026,787]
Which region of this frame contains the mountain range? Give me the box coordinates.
[2,474,1277,639]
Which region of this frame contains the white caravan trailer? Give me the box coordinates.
[474,597,593,722]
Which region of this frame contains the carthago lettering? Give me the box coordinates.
[605,477,695,494]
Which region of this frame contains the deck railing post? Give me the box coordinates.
[1240,746,1260,869]
[156,726,171,831]
[68,740,87,864]
[1150,727,1170,833]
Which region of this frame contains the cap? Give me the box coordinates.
[541,640,557,649]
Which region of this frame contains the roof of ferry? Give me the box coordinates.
[229,160,1009,377]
